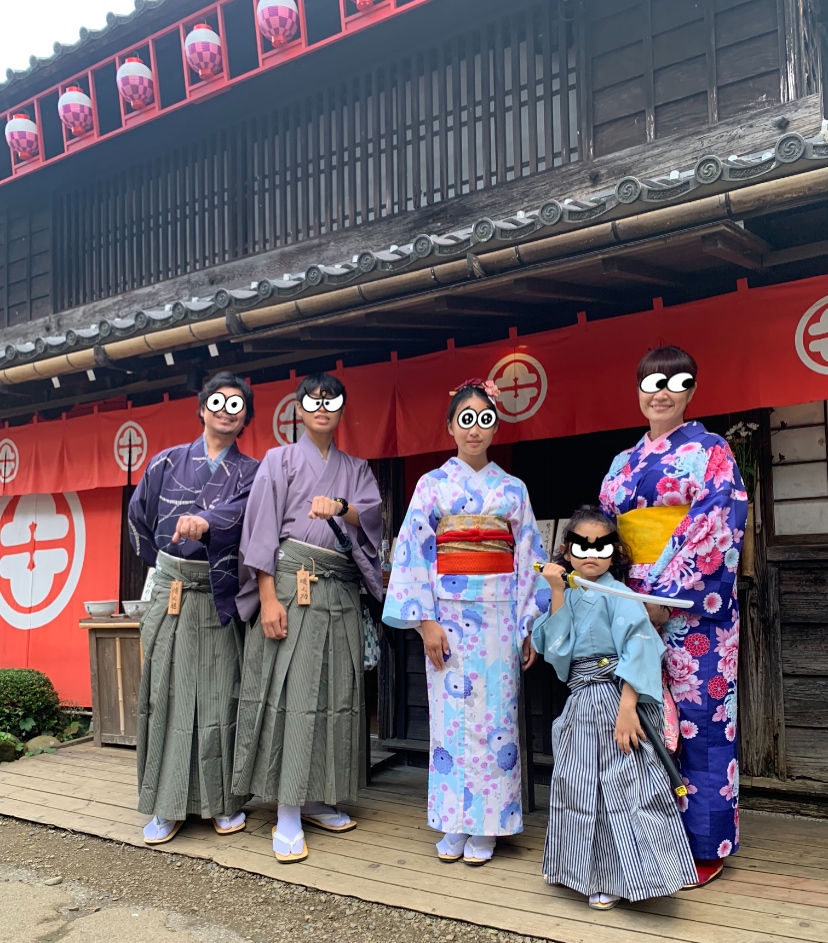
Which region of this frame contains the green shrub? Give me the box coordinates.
[0,669,62,741]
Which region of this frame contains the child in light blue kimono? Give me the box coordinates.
[532,506,696,911]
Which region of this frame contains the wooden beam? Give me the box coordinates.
[364,312,514,331]
[700,232,765,270]
[765,239,828,267]
[298,327,449,343]
[512,277,616,304]
[434,297,531,317]
[601,257,689,288]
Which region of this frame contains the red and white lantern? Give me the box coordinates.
[116,57,155,110]
[5,112,39,161]
[184,24,223,80]
[57,86,94,137]
[353,0,375,10]
[257,0,300,47]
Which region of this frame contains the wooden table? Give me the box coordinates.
[80,618,142,747]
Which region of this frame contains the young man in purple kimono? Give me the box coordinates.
[128,371,259,845]
[233,373,382,863]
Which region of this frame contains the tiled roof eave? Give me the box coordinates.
[1,130,827,375]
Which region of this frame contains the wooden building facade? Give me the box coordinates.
[1,0,828,811]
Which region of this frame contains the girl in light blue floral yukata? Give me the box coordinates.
[600,346,747,889]
[383,379,548,866]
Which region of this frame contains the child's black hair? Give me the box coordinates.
[552,505,633,581]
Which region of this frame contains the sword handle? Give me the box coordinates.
[533,562,577,589]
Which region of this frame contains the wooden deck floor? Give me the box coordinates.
[0,743,826,943]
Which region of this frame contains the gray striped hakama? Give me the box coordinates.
[543,657,697,902]
[136,551,245,821]
[232,539,365,806]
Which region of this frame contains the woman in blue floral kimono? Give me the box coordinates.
[383,379,547,866]
[600,347,747,888]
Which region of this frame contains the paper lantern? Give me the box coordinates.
[116,57,155,109]
[257,0,300,47]
[5,112,39,161]
[184,24,223,80]
[57,86,94,137]
[353,0,375,9]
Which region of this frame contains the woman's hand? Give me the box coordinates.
[614,681,646,754]
[645,602,671,628]
[521,635,537,671]
[421,620,449,670]
[261,597,288,640]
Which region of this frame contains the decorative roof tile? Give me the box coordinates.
[1,130,827,373]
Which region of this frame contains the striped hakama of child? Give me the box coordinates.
[533,572,697,902]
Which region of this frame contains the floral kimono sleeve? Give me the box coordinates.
[648,441,748,619]
[382,474,439,628]
[510,482,550,641]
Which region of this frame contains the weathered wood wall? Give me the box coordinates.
[583,0,819,159]
[0,204,52,330]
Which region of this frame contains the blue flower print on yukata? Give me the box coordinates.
[400,600,424,621]
[440,575,468,595]
[450,487,484,515]
[445,671,473,698]
[433,747,454,775]
[442,619,464,655]
[464,787,474,811]
[459,609,483,633]
[487,728,510,752]
[409,510,436,558]
[500,802,521,831]
[497,743,518,771]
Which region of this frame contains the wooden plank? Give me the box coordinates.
[408,58,420,209]
[785,727,828,782]
[718,71,780,118]
[782,624,828,675]
[436,43,449,197]
[716,0,778,49]
[509,14,522,180]
[451,35,464,194]
[465,33,478,188]
[492,22,506,184]
[783,677,828,727]
[716,32,779,86]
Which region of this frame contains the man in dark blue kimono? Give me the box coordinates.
[128,371,259,844]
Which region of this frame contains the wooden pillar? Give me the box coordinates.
[738,411,787,779]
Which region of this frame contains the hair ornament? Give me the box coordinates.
[448,377,501,400]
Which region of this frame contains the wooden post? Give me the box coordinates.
[739,410,787,779]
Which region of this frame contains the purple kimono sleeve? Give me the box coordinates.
[236,455,286,622]
[349,460,383,601]
[199,460,258,577]
[127,461,161,568]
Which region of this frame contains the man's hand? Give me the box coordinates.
[171,514,210,544]
[308,496,345,521]
[261,597,288,640]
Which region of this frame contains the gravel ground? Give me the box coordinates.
[0,816,543,943]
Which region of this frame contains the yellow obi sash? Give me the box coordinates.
[617,505,688,565]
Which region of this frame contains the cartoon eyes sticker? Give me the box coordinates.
[566,531,618,559]
[206,392,246,415]
[301,394,344,413]
[456,407,498,430]
[639,372,696,394]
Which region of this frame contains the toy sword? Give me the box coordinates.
[532,563,693,610]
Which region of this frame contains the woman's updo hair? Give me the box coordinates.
[552,505,633,581]
[446,379,499,426]
[636,345,697,386]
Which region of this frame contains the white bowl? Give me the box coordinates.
[121,600,150,619]
[84,600,118,618]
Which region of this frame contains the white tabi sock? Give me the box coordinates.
[436,832,468,858]
[275,804,302,844]
[463,835,496,862]
[301,801,352,829]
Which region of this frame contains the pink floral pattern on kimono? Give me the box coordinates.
[601,421,747,861]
